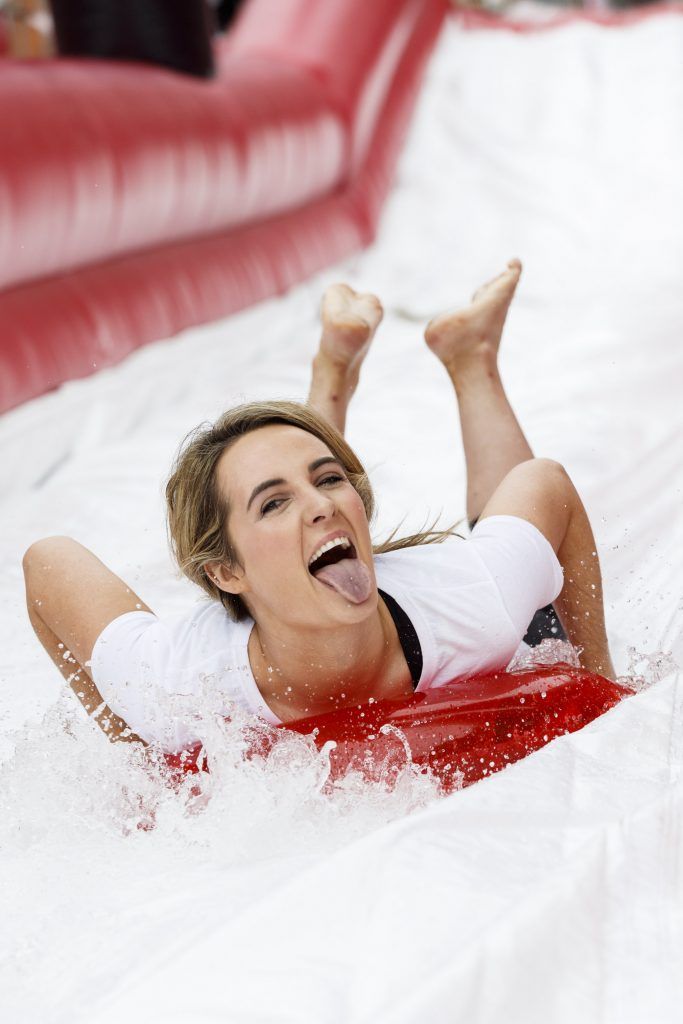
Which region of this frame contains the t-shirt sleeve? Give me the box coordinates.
[89,610,191,748]
[469,514,564,639]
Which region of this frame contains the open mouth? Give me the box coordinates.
[306,534,372,604]
[308,537,357,578]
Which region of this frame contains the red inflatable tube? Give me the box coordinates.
[163,663,633,793]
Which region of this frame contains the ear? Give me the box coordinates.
[205,560,247,596]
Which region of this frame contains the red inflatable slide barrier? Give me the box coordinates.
[0,0,449,414]
[163,663,633,793]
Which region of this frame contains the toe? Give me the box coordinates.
[472,260,522,302]
[360,293,384,326]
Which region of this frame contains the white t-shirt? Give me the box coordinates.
[90,515,563,750]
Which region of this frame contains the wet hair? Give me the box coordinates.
[165,400,463,621]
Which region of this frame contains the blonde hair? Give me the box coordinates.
[165,400,464,620]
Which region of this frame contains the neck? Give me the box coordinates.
[248,599,408,722]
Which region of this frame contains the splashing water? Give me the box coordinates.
[1,641,676,1020]
[507,638,581,671]
[0,691,441,1021]
[617,645,679,694]
[508,637,678,696]
[1,693,443,853]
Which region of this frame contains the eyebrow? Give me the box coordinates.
[246,456,344,511]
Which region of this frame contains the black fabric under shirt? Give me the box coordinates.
[378,588,423,690]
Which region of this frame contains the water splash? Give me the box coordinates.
[507,638,581,671]
[1,695,441,855]
[617,645,679,694]
[507,637,678,696]
[0,693,442,1020]
[2,646,676,1019]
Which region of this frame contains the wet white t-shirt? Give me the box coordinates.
[90,515,564,750]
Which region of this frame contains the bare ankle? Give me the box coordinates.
[308,354,359,432]
[445,345,500,390]
[311,352,359,392]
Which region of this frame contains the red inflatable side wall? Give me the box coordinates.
[0,0,448,414]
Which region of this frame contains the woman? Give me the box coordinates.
[23,258,615,751]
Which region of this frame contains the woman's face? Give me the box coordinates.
[212,424,378,627]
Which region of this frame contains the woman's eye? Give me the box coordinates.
[260,475,343,516]
[261,497,285,516]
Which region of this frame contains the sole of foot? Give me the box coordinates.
[318,283,384,373]
[424,258,522,371]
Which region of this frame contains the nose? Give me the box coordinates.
[303,483,336,524]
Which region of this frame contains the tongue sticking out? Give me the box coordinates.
[313,557,373,604]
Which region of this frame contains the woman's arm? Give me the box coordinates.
[478,458,616,679]
[23,536,150,743]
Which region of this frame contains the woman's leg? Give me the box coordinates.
[307,283,383,434]
[424,259,533,524]
[424,258,565,645]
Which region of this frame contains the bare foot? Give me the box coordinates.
[318,283,383,378]
[307,284,383,433]
[424,259,522,374]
